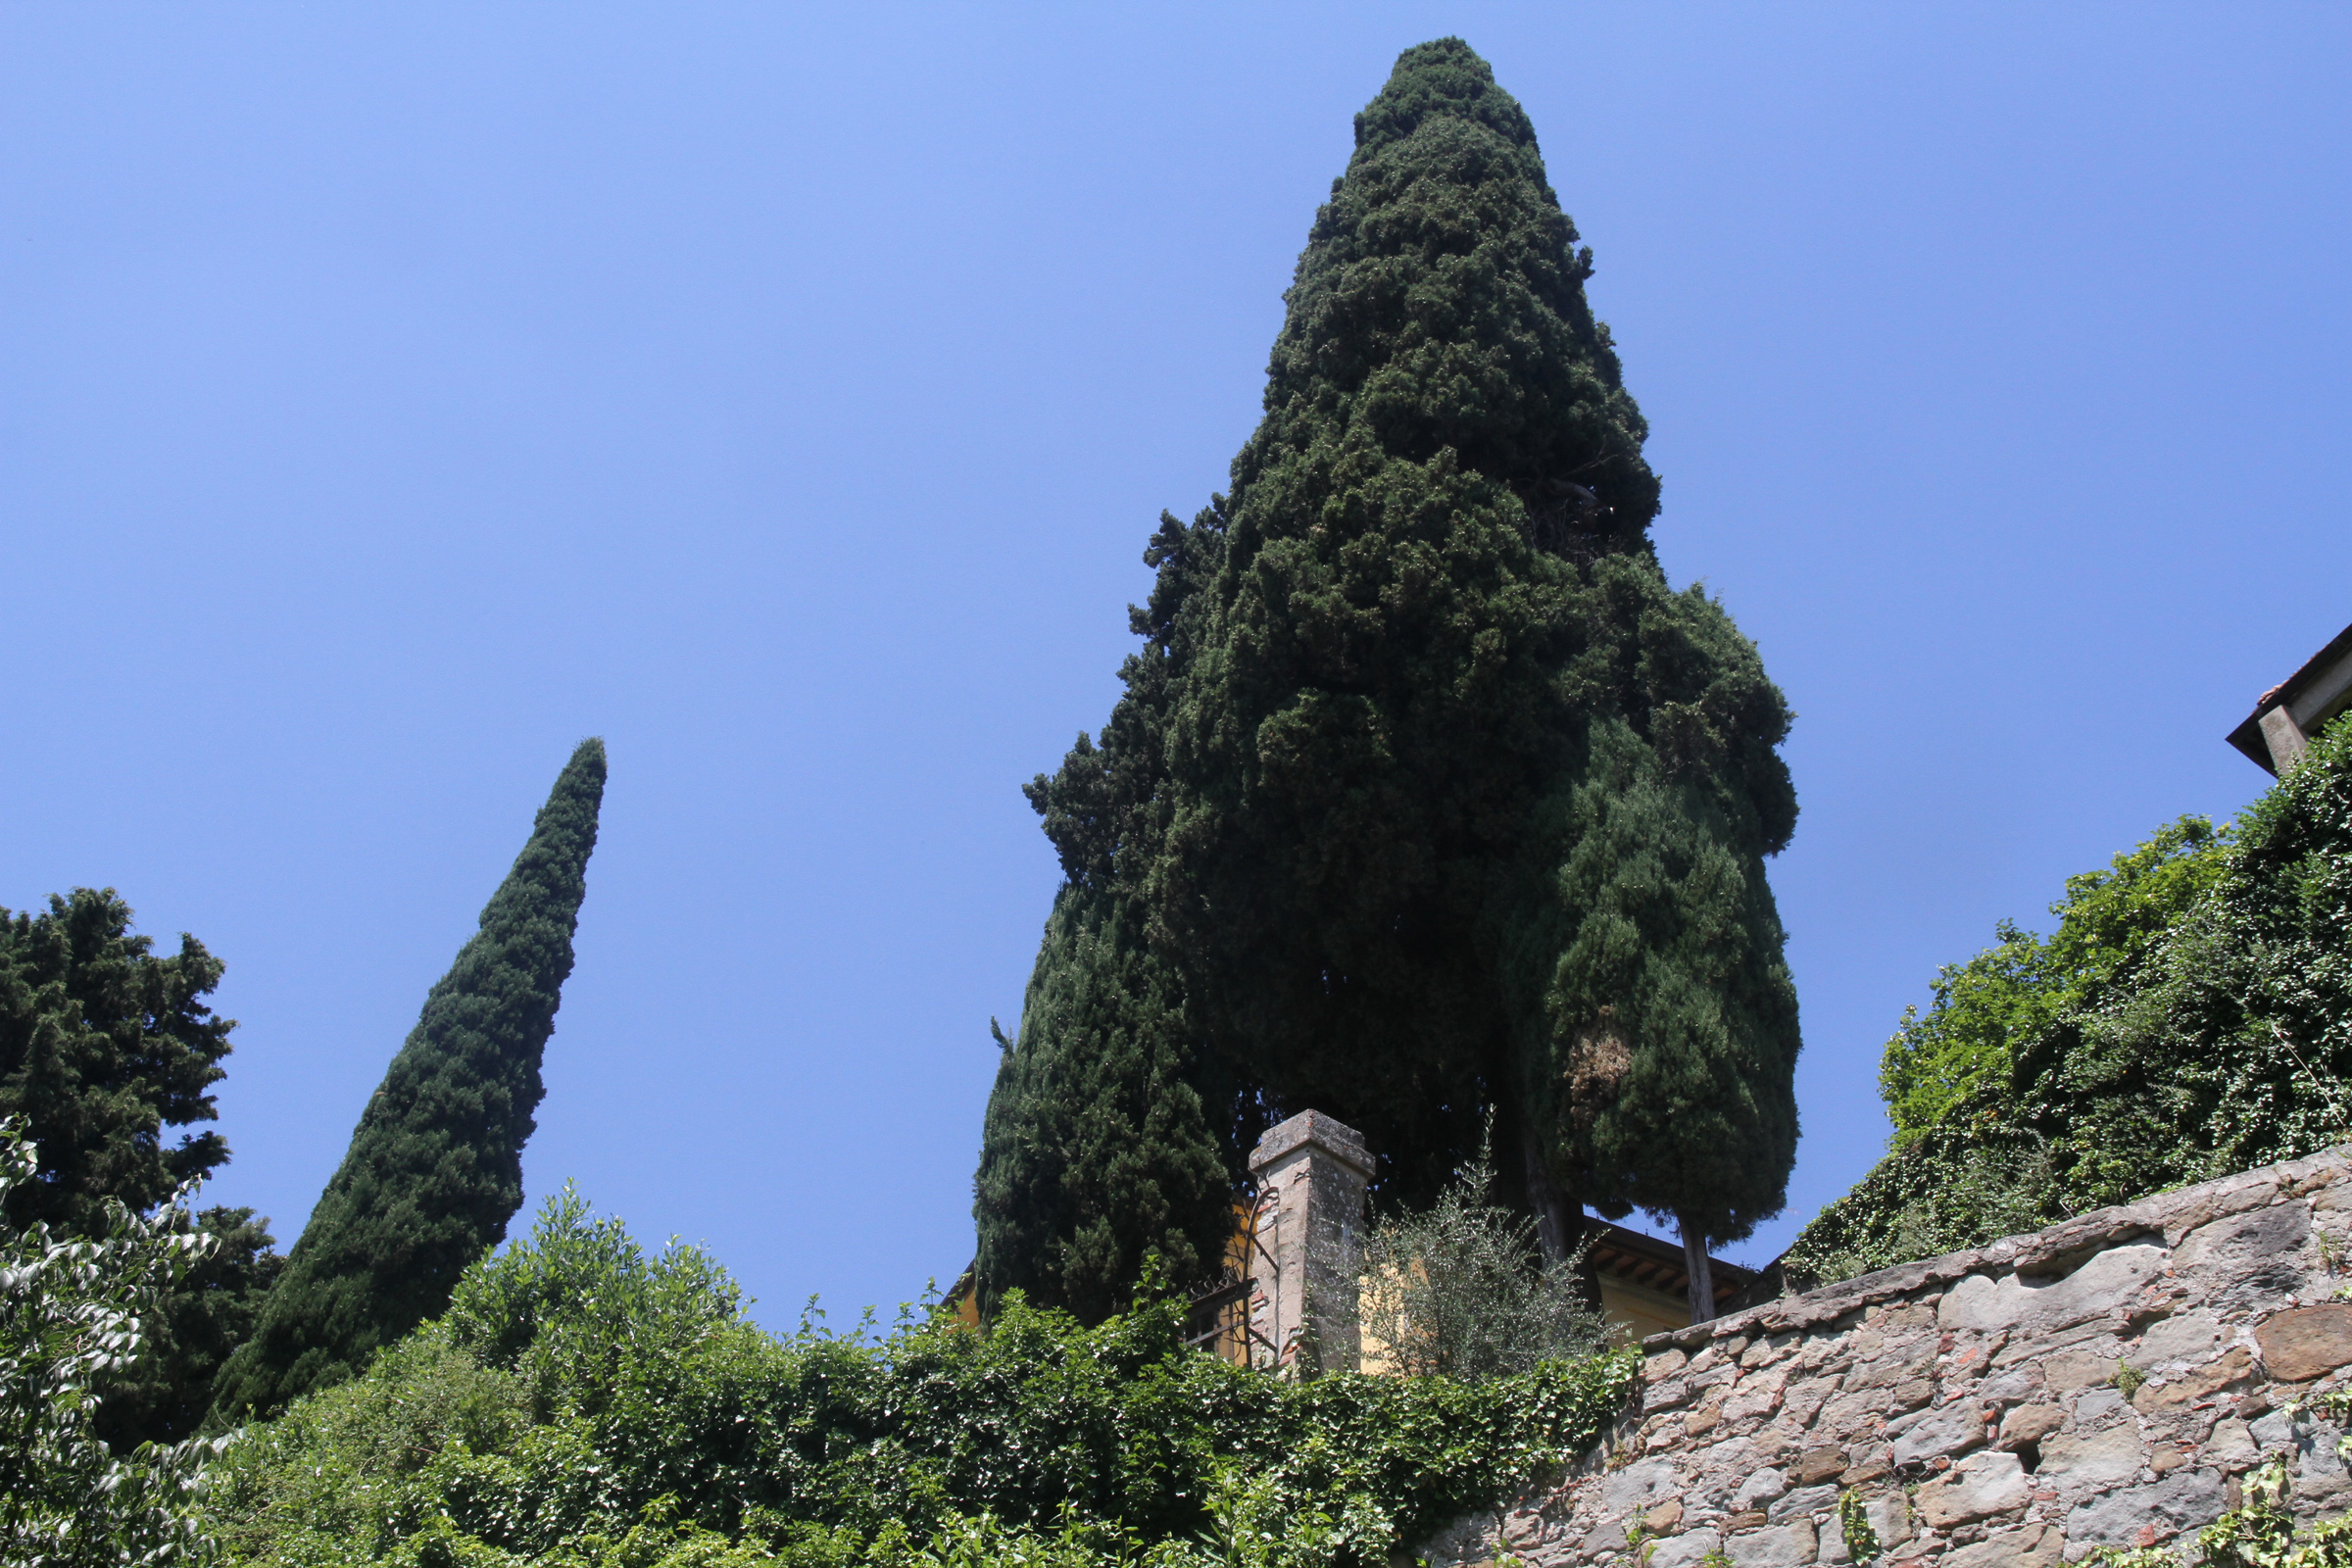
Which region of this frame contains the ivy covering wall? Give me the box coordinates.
[1788,717,2352,1288]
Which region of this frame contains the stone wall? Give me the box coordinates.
[1421,1146,2352,1566]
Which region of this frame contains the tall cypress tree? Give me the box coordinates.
[980,40,1800,1319]
[1150,40,1799,1308]
[212,739,606,1417]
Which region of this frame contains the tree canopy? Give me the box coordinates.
[0,886,280,1446]
[212,738,607,1419]
[979,39,1800,1321]
[0,887,234,1233]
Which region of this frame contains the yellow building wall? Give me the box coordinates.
[1598,1272,1689,1345]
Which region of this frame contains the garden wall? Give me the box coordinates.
[1419,1146,2352,1566]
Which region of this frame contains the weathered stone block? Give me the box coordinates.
[1791,1446,1844,1486]
[1724,1520,1814,1567]
[1813,1387,1890,1441]
[1847,1337,1936,1389]
[1767,1483,1836,1525]
[1942,1522,2059,1568]
[1645,1530,1721,1568]
[2041,1348,2116,1392]
[2034,1423,2146,1492]
[2132,1346,2253,1411]
[2000,1400,2066,1447]
[1913,1449,2032,1529]
[2204,1416,2258,1468]
[2175,1202,2309,1298]
[1978,1366,2042,1405]
[1646,1378,1693,1411]
[1889,1376,1936,1412]
[1886,1400,1984,1465]
[1778,1375,1840,1430]
[1596,1458,1679,1519]
[2129,1310,2228,1370]
[2256,1304,2352,1382]
[1723,1369,1789,1427]
[1938,1245,2171,1337]
[2062,1469,2227,1553]
[2080,1381,2128,1415]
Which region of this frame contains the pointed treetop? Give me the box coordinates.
[1244,36,1659,551]
[209,737,609,1418]
[1352,38,1539,157]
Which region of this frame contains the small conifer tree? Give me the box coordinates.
[212,739,606,1418]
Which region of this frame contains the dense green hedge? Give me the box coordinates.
[1789,717,2352,1288]
[206,1189,1638,1568]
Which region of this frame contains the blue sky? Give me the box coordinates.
[3,4,2344,1322]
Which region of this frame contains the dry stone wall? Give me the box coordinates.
[1420,1147,2352,1566]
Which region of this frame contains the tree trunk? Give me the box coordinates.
[1680,1218,1716,1324]
[1519,1126,1572,1265]
[1511,1099,1603,1312]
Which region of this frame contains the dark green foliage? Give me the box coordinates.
[1789,719,2352,1287]
[985,37,1799,1307]
[0,887,272,1446]
[1152,39,1685,1211]
[0,887,234,1233]
[213,739,607,1420]
[977,505,1249,1319]
[973,886,1235,1322]
[211,1190,1640,1568]
[93,1204,284,1449]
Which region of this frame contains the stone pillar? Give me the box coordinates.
[2260,703,2311,773]
[1248,1109,1373,1376]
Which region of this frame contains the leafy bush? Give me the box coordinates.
[0,1123,225,1566]
[1351,1136,1606,1380]
[208,1191,1640,1568]
[1791,717,2352,1288]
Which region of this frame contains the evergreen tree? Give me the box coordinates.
[0,889,234,1232]
[973,886,1233,1322]
[212,739,607,1418]
[0,888,276,1438]
[92,1205,282,1447]
[1150,40,1798,1305]
[976,509,1244,1320]
[982,41,1800,1321]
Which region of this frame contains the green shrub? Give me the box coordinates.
[0,1123,226,1566]
[1790,717,2352,1288]
[1351,1134,1606,1379]
[209,1191,1640,1568]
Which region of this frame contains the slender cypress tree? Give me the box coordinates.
[212,739,606,1417]
[981,40,1801,1318]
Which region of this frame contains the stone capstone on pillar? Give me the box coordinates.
[1248,1109,1374,1376]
